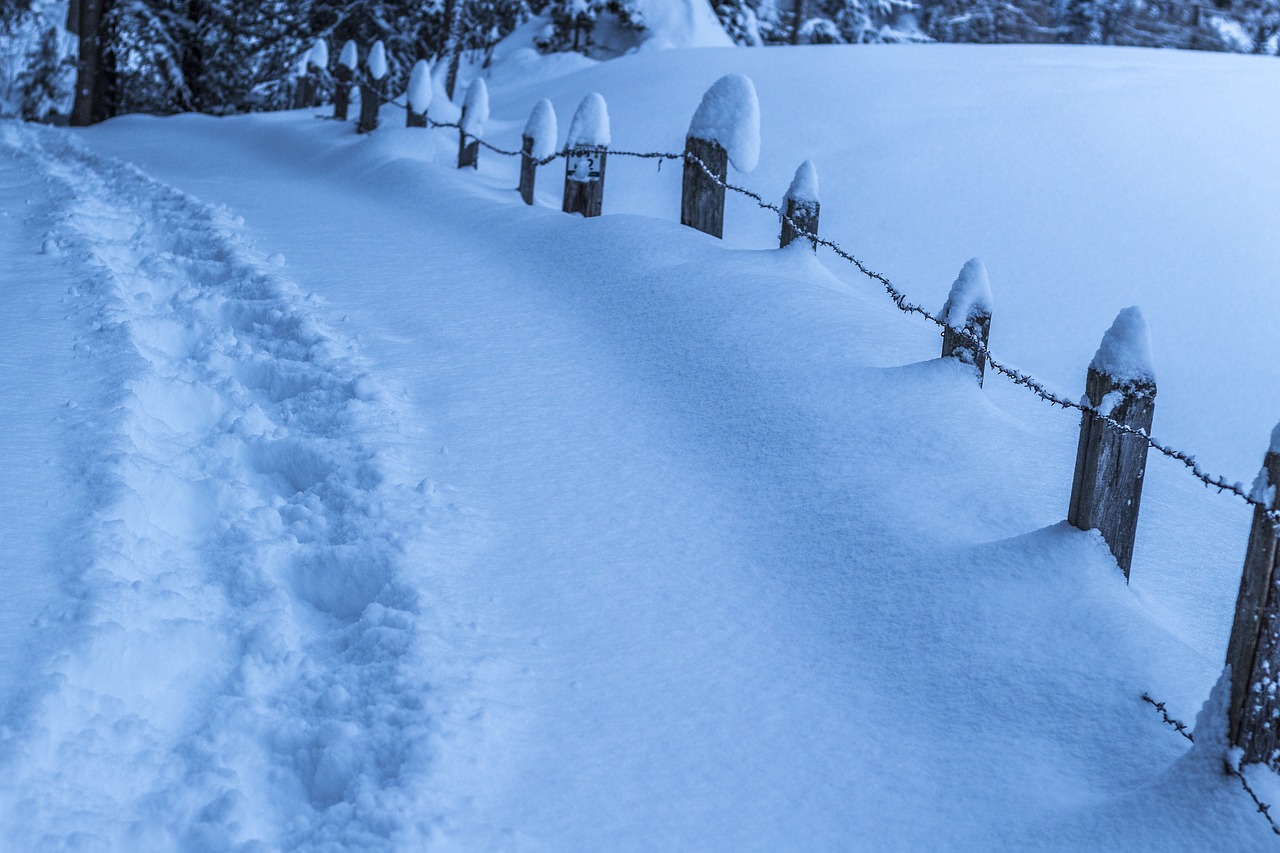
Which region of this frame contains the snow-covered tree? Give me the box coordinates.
[533,0,646,55]
[802,0,924,42]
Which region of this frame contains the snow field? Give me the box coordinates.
[0,123,481,850]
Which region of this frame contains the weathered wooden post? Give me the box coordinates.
[458,78,488,169]
[681,74,760,239]
[563,93,610,217]
[357,39,387,134]
[520,99,557,206]
[293,39,327,109]
[1224,425,1280,769]
[334,40,357,121]
[779,160,819,249]
[406,58,431,128]
[1067,307,1156,579]
[939,258,993,386]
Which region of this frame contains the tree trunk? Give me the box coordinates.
[443,0,464,101]
[71,0,113,126]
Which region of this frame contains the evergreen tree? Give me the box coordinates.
[533,0,646,55]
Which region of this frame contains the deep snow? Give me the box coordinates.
[1,43,1279,850]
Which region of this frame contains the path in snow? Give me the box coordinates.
[0,122,477,850]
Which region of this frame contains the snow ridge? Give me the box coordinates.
[0,124,459,850]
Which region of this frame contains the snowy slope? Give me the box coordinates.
[2,44,1279,849]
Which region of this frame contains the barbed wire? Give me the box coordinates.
[344,83,1277,520]
[1142,694,1280,838]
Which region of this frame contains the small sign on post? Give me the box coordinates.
[1067,307,1157,579]
[1225,429,1280,769]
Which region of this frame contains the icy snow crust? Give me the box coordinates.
[566,92,611,148]
[408,59,432,114]
[942,257,993,329]
[786,158,819,203]
[1092,306,1156,385]
[524,98,559,159]
[6,44,1280,850]
[462,78,489,135]
[687,73,760,172]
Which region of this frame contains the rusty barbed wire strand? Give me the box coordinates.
[1142,694,1280,837]
[347,87,1275,519]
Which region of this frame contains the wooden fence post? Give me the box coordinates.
[681,74,760,239]
[334,40,357,121]
[357,40,386,135]
[1225,428,1280,769]
[780,160,819,249]
[406,58,430,128]
[520,99,557,206]
[939,258,992,386]
[681,136,728,238]
[458,78,488,170]
[293,39,327,109]
[1067,307,1157,579]
[563,93,610,218]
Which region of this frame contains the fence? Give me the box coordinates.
[305,43,1280,816]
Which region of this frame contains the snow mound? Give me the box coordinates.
[632,0,734,50]
[941,258,993,330]
[567,93,610,148]
[524,99,559,159]
[1091,306,1156,386]
[462,79,490,136]
[368,41,388,81]
[688,74,760,173]
[408,60,432,114]
[338,40,358,72]
[786,160,819,204]
[306,39,328,71]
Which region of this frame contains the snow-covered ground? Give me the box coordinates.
[2,44,1280,849]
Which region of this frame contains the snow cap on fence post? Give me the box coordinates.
[407,59,431,127]
[339,40,359,71]
[457,78,488,169]
[1225,418,1280,770]
[687,73,760,172]
[520,99,558,206]
[939,258,993,385]
[780,159,820,250]
[367,40,388,80]
[1067,305,1157,581]
[682,74,759,238]
[333,40,358,121]
[307,38,329,70]
[563,93,610,217]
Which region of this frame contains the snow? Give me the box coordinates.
[338,40,358,72]
[785,158,819,204]
[5,43,1280,850]
[1092,306,1156,386]
[942,257,993,330]
[367,41,388,81]
[307,39,329,71]
[462,78,489,136]
[687,73,760,172]
[566,92,610,148]
[524,98,559,159]
[408,59,432,115]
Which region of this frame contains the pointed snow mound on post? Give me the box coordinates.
[563,93,610,217]
[687,73,760,172]
[367,41,388,81]
[462,78,489,136]
[780,160,820,249]
[407,59,431,125]
[338,40,358,71]
[1090,306,1156,390]
[939,258,993,384]
[307,39,329,70]
[567,92,611,149]
[525,99,558,160]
